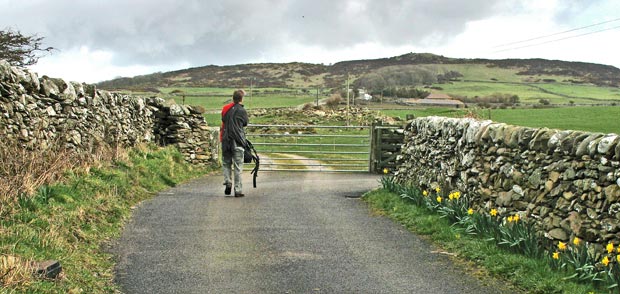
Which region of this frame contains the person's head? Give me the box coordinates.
[233,89,245,104]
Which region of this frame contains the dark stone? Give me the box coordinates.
[33,260,62,279]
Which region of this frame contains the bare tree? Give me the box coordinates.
[0,28,54,67]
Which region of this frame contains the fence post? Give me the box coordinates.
[369,121,382,173]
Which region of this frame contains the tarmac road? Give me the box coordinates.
[113,171,508,294]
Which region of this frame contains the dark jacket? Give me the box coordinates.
[221,103,248,156]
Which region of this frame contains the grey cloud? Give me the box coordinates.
[282,0,508,47]
[1,0,517,67]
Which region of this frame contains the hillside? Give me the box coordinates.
[96,53,620,91]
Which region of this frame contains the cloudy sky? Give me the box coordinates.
[1,0,619,83]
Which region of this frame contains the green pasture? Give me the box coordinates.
[432,64,572,82]
[435,64,527,82]
[159,87,305,96]
[162,86,620,134]
[439,82,557,101]
[169,95,315,111]
[482,106,620,134]
[532,83,620,101]
[161,87,316,113]
[380,106,620,134]
[437,81,620,104]
[159,87,234,96]
[409,64,620,104]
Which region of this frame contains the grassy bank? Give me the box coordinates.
[363,187,608,294]
[0,145,212,293]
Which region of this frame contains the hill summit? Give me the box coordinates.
[97,53,620,90]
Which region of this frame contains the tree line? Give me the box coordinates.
[354,65,463,96]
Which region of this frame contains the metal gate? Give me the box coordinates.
[246,124,371,172]
[245,123,404,173]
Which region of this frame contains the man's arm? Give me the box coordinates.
[240,107,249,127]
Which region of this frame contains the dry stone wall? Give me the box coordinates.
[395,116,620,252]
[0,60,217,165]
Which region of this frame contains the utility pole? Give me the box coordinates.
[249,77,254,108]
[346,73,350,126]
[316,87,319,107]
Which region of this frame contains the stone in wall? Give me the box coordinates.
[395,116,620,254]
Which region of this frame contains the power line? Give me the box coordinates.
[493,24,620,53]
[493,17,620,48]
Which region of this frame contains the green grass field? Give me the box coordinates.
[414,64,620,104]
[161,87,317,113]
[437,81,620,104]
[158,85,619,134]
[380,106,620,134]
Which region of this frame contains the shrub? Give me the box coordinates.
[302,103,314,111]
[325,94,342,109]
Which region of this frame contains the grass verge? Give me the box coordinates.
[0,144,212,293]
[362,188,600,294]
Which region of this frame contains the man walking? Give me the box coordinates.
[220,89,249,197]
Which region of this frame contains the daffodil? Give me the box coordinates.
[602,256,610,266]
[448,193,454,200]
[552,252,560,260]
[453,191,461,200]
[490,209,498,217]
[507,216,514,223]
[435,187,441,193]
[558,241,567,251]
[383,168,389,174]
[436,196,442,203]
[617,255,620,263]
[607,243,615,254]
[423,190,428,197]
[467,208,474,215]
[513,214,520,222]
[573,237,581,246]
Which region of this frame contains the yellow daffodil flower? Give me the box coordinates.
[607,243,615,254]
[435,187,441,193]
[436,196,442,203]
[467,208,474,215]
[602,256,610,266]
[448,193,454,200]
[617,255,620,263]
[507,216,514,223]
[552,252,560,260]
[558,241,567,251]
[383,168,389,174]
[573,237,581,246]
[423,190,428,197]
[490,209,498,217]
[513,214,520,222]
[453,191,461,199]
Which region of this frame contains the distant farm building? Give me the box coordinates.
[401,92,464,108]
[359,89,373,100]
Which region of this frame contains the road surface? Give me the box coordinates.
[113,171,508,293]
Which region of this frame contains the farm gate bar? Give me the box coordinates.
[245,123,403,173]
